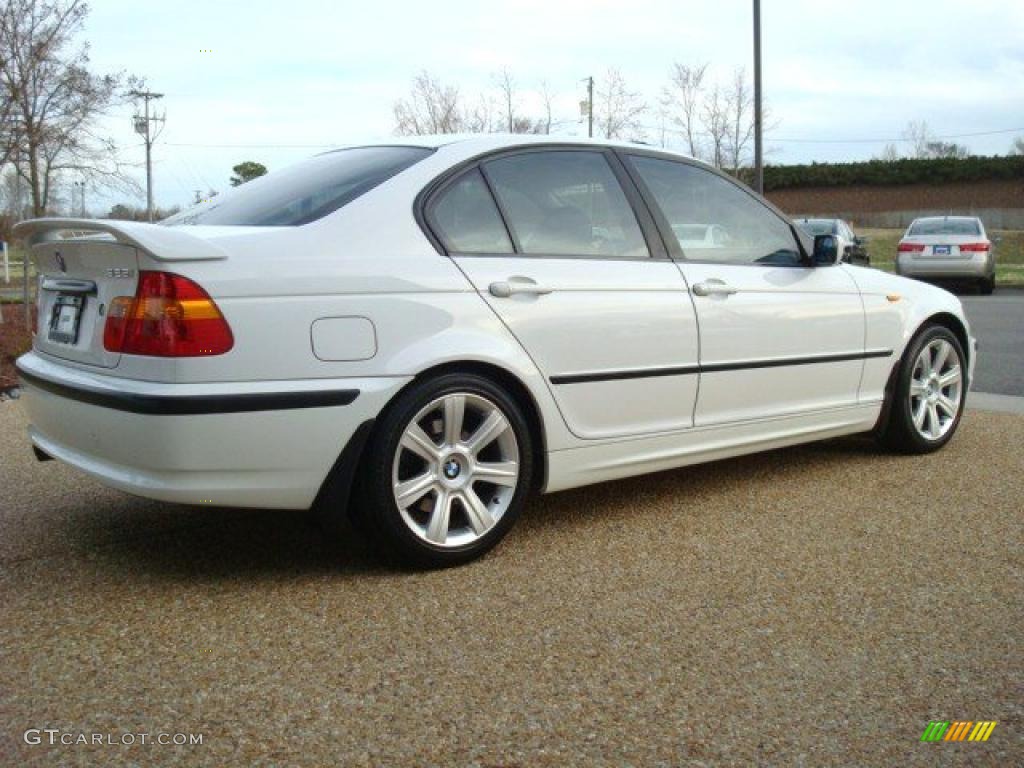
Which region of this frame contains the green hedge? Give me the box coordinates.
[740,155,1024,191]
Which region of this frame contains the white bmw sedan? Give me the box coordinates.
[15,136,976,566]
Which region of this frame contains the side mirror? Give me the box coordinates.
[812,234,838,265]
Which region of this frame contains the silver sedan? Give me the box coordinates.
[896,216,997,294]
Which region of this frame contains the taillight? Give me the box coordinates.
[103,271,233,356]
[958,243,990,252]
[897,242,925,252]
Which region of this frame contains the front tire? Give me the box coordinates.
[355,373,534,567]
[877,324,966,454]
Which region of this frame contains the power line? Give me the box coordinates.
[156,125,1023,154]
[768,127,1024,144]
[164,141,341,149]
[631,122,1023,144]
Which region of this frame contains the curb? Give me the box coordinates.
[968,391,1024,416]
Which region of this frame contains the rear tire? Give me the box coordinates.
[876,324,966,454]
[979,276,995,295]
[354,373,534,567]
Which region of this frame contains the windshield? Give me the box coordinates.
[908,218,981,236]
[797,219,837,236]
[163,146,433,227]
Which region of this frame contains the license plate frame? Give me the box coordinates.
[48,294,85,345]
[933,245,951,256]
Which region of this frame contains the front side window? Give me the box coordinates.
[483,151,649,258]
[429,169,513,254]
[629,155,803,266]
[164,146,432,227]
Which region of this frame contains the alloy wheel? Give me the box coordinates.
[908,338,962,441]
[391,393,520,548]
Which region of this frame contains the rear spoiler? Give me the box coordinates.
[12,218,228,262]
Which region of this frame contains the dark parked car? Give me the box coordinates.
[794,218,870,266]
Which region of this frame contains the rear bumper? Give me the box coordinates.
[17,352,408,509]
[897,254,993,279]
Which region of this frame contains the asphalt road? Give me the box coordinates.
[1,401,1021,767]
[962,290,1024,397]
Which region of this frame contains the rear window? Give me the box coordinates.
[797,219,837,236]
[163,146,433,227]
[908,218,981,236]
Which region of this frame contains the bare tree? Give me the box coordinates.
[595,68,646,140]
[662,62,707,158]
[393,71,464,135]
[494,68,518,133]
[723,67,755,173]
[537,79,554,135]
[876,143,902,162]
[901,121,969,158]
[464,92,495,133]
[700,84,729,169]
[1012,136,1024,155]
[0,0,137,217]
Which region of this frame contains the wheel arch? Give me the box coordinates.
[923,312,970,370]
[874,311,970,434]
[402,360,549,493]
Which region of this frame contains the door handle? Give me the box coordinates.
[489,278,553,298]
[692,279,737,297]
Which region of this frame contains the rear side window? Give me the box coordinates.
[430,169,513,254]
[164,146,432,227]
[483,151,649,258]
[908,219,981,236]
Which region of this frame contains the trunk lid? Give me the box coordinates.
[901,234,988,259]
[31,239,140,368]
[14,218,230,369]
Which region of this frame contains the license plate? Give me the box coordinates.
[933,245,951,255]
[48,294,85,345]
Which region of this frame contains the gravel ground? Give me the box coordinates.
[0,401,1021,767]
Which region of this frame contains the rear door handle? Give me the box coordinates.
[692,279,737,297]
[489,277,553,298]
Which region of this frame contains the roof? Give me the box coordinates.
[327,132,695,159]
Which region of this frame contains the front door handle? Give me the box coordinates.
[692,279,738,297]
[489,277,553,298]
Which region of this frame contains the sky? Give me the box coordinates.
[75,0,1024,212]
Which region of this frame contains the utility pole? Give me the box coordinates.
[587,76,594,138]
[753,0,764,194]
[130,89,165,222]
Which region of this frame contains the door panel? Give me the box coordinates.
[620,152,868,427]
[681,262,865,425]
[454,257,699,439]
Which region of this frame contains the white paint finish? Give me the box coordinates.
[453,255,699,438]
[546,403,881,493]
[548,375,699,438]
[19,354,407,509]
[12,136,978,512]
[841,264,975,394]
[30,240,139,369]
[311,316,377,361]
[15,217,231,261]
[678,262,865,424]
